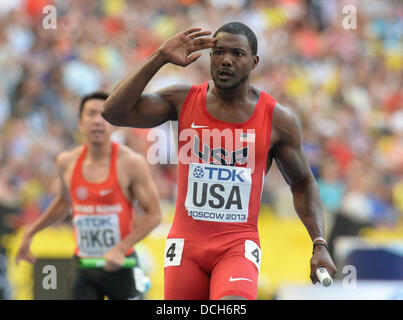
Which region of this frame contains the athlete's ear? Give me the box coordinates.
[251,55,259,70]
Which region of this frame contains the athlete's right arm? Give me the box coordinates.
[102,28,216,128]
[16,153,72,265]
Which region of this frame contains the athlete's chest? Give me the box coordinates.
[65,159,131,202]
[81,160,110,183]
[179,114,269,172]
[205,96,258,124]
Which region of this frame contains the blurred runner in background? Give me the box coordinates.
[16,92,161,299]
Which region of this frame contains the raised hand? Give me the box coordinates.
[158,28,216,67]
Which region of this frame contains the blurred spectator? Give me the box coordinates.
[317,156,345,229]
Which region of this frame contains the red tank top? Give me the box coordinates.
[70,142,134,257]
[169,81,276,246]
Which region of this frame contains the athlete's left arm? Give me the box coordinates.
[104,153,162,271]
[124,154,162,244]
[271,103,337,283]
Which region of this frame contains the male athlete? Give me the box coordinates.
[102,22,337,300]
[16,92,161,300]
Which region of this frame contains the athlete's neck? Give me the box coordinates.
[86,141,113,161]
[211,80,250,104]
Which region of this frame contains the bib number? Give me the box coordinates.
[185,163,252,223]
[164,239,184,267]
[74,214,121,257]
[245,240,262,271]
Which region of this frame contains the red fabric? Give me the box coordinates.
[165,81,276,299]
[70,143,134,257]
[164,239,259,300]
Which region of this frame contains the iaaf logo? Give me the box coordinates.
[146,122,257,172]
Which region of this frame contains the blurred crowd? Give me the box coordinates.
[0,0,402,242]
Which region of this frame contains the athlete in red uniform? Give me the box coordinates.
[16,92,161,299]
[102,22,337,300]
[70,142,135,258]
[163,81,276,299]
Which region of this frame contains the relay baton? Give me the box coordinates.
[316,267,333,287]
[79,257,137,268]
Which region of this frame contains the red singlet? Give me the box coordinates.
[70,142,134,257]
[164,81,276,299]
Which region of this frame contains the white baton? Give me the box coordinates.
[316,267,333,287]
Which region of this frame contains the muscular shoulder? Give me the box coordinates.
[56,146,84,173]
[154,84,192,115]
[155,84,192,99]
[272,102,302,147]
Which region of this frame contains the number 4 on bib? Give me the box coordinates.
[251,248,260,264]
[166,243,176,262]
[245,240,262,271]
[164,239,184,267]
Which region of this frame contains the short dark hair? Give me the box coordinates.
[79,91,108,118]
[213,22,258,56]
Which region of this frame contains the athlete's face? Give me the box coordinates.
[210,32,259,90]
[79,99,116,144]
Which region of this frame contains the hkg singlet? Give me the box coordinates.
[70,143,134,257]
